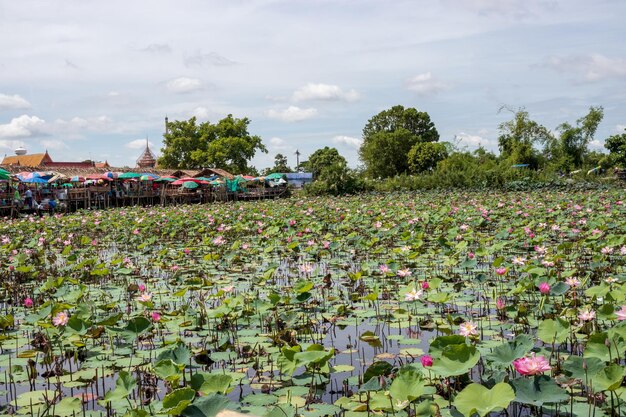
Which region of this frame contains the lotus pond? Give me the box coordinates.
[1,190,626,417]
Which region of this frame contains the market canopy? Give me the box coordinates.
[181,181,199,189]
[118,172,142,179]
[154,177,176,183]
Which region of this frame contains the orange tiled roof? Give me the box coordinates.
[1,153,52,166]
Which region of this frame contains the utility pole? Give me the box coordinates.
[295,149,300,172]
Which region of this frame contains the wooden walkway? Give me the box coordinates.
[1,186,290,218]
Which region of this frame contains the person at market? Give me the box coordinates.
[24,188,33,208]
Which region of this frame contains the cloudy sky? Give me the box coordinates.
[1,0,625,170]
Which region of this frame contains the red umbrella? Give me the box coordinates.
[172,178,209,185]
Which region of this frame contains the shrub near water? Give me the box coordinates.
[0,189,625,416]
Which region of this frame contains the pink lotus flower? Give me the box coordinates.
[512,256,526,266]
[467,252,475,259]
[495,267,507,276]
[184,248,190,255]
[213,236,226,246]
[420,355,433,367]
[323,241,330,249]
[397,268,412,278]
[421,281,430,290]
[23,297,33,308]
[151,311,161,322]
[404,288,423,301]
[133,229,140,235]
[379,264,391,274]
[459,321,478,337]
[53,311,69,327]
[615,306,626,321]
[170,265,179,271]
[539,282,551,294]
[578,308,595,322]
[222,285,235,293]
[138,284,146,292]
[565,277,580,288]
[513,353,551,376]
[496,298,505,310]
[137,292,152,302]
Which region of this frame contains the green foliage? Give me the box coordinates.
[303,147,366,195]
[408,141,448,173]
[454,383,515,417]
[263,153,292,175]
[510,375,569,406]
[360,105,439,178]
[604,131,626,167]
[158,115,267,173]
[497,108,551,168]
[553,106,604,170]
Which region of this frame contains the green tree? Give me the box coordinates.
[359,105,439,178]
[497,109,552,168]
[604,130,626,167]
[408,142,449,173]
[264,153,292,175]
[305,147,347,179]
[157,117,211,169]
[553,106,604,170]
[158,115,266,173]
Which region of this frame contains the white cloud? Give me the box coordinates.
[333,135,363,149]
[406,72,450,96]
[589,139,605,150]
[166,77,203,94]
[184,51,237,67]
[615,124,626,133]
[270,137,286,147]
[266,106,318,122]
[52,116,112,136]
[40,139,68,150]
[292,83,359,102]
[0,93,31,110]
[192,107,210,119]
[442,0,557,19]
[543,54,626,82]
[125,139,155,149]
[0,115,45,138]
[141,43,171,54]
[0,139,26,152]
[456,132,488,147]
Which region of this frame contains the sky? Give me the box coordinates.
[0,0,625,170]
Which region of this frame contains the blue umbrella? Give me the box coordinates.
[21,177,48,184]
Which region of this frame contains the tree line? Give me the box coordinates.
[157,105,626,193]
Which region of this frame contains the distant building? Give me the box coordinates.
[284,172,313,188]
[136,140,156,168]
[1,149,95,168]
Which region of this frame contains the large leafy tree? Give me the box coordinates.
[302,147,347,179]
[408,142,449,173]
[158,115,266,173]
[497,109,552,168]
[359,105,439,178]
[604,130,626,168]
[551,106,604,170]
[263,153,293,175]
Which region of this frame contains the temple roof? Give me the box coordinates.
[136,142,156,168]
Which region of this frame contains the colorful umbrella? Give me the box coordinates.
[103,171,120,179]
[181,181,199,189]
[139,175,153,181]
[118,172,141,179]
[139,173,159,179]
[70,176,86,182]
